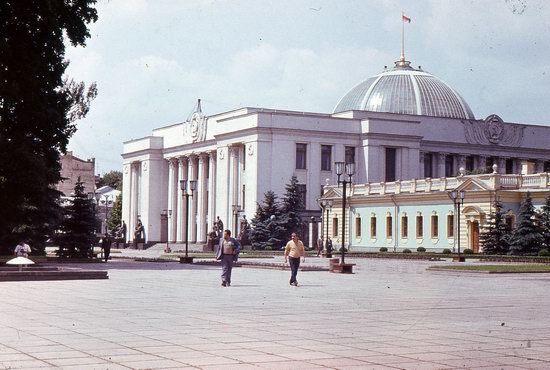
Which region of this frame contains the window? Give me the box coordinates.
[401,215,408,238]
[370,217,377,238]
[296,143,307,169]
[424,153,433,178]
[431,215,439,238]
[447,214,454,238]
[332,217,339,237]
[321,145,332,171]
[345,146,355,164]
[386,215,393,238]
[297,184,306,209]
[355,217,361,238]
[445,155,454,177]
[385,147,397,182]
[506,158,514,174]
[416,215,423,238]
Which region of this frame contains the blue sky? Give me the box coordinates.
[65,0,550,173]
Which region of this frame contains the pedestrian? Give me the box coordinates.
[317,235,324,256]
[326,237,333,255]
[215,229,241,287]
[284,232,305,286]
[101,233,112,262]
[119,221,127,248]
[14,241,31,257]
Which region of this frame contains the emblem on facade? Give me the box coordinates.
[123,164,129,174]
[462,114,524,147]
[183,99,207,143]
[218,148,225,160]
[247,144,254,156]
[142,161,148,171]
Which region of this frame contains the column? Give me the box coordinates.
[129,162,140,237]
[476,155,487,172]
[458,155,466,173]
[207,151,217,233]
[498,157,507,174]
[189,155,199,242]
[419,152,425,179]
[176,157,188,242]
[438,153,446,178]
[197,153,209,243]
[167,159,178,242]
[229,145,240,235]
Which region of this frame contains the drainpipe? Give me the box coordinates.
[390,195,398,253]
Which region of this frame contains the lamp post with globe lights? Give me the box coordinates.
[180,178,197,263]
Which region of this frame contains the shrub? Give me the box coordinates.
[463,248,474,254]
[379,247,388,252]
[402,248,412,253]
[264,246,272,251]
[417,247,426,253]
[539,249,550,257]
[442,248,452,254]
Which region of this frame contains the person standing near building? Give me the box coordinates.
[119,221,127,248]
[284,232,305,286]
[101,233,112,262]
[317,235,324,256]
[216,229,240,287]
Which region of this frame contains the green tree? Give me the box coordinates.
[98,171,123,191]
[480,199,511,255]
[54,177,98,258]
[107,194,122,232]
[250,191,285,250]
[0,1,98,255]
[509,192,543,255]
[280,176,304,242]
[540,195,550,250]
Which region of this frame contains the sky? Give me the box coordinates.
[65,0,550,174]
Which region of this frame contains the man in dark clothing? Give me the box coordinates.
[102,233,112,262]
[215,229,240,287]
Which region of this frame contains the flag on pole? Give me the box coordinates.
[402,14,411,23]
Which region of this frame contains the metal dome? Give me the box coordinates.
[333,60,475,120]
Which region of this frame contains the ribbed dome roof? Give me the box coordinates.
[333,60,475,120]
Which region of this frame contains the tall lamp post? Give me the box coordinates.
[103,194,111,234]
[180,179,197,263]
[320,199,333,257]
[449,190,465,262]
[232,204,242,237]
[335,161,355,266]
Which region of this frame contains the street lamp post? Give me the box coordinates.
[335,161,355,266]
[165,209,172,253]
[103,194,111,234]
[232,204,242,237]
[449,190,465,262]
[320,199,333,257]
[180,179,197,263]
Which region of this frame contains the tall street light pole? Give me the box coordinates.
[180,179,197,264]
[232,204,242,237]
[335,161,355,266]
[103,194,111,234]
[449,190,465,262]
[320,199,333,257]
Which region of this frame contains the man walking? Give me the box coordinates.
[216,229,241,287]
[284,232,305,286]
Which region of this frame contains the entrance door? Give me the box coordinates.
[471,221,480,253]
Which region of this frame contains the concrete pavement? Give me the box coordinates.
[1,257,550,369]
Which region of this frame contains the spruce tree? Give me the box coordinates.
[250,191,285,250]
[509,192,543,255]
[540,194,550,250]
[55,177,98,258]
[480,199,510,255]
[280,176,304,242]
[0,1,98,254]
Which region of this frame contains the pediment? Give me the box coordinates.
[454,177,491,192]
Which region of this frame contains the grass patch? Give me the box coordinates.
[429,264,550,273]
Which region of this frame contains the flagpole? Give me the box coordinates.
[401,11,405,64]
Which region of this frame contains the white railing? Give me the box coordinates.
[327,172,550,198]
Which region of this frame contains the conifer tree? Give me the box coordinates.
[540,194,550,250]
[280,176,304,242]
[250,191,285,250]
[480,198,510,255]
[55,177,98,258]
[509,192,543,255]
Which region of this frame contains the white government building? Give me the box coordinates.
[121,56,550,249]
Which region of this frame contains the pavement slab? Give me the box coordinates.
[2,257,550,369]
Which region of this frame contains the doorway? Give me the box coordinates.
[470,221,480,253]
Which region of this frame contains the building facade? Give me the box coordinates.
[320,170,550,253]
[57,151,96,196]
[121,58,550,246]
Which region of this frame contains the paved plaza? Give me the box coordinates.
[2,257,550,369]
